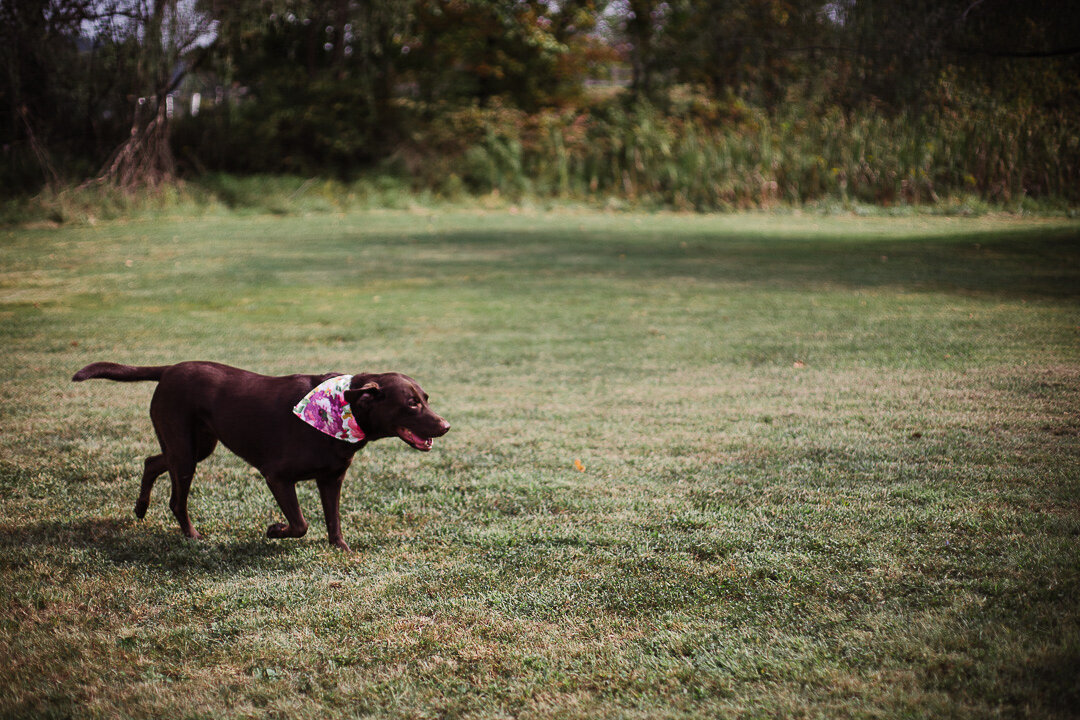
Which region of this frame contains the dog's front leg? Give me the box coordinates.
[317,472,351,551]
[264,477,309,540]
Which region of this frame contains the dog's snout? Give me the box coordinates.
[435,418,451,435]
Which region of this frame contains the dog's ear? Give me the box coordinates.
[344,381,381,405]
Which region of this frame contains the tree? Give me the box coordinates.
[406,0,610,109]
[659,0,827,106]
[205,0,412,174]
[840,0,1080,109]
[88,0,216,188]
[1,0,104,190]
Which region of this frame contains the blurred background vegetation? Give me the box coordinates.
[3,0,1079,211]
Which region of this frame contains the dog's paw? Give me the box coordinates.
[134,500,149,519]
[267,521,308,539]
[266,522,289,538]
[330,537,352,552]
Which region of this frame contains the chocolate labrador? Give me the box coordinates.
[71,361,450,550]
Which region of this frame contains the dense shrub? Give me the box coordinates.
[388,90,1080,210]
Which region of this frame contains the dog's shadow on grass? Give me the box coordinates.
[0,516,313,576]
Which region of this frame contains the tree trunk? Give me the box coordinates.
[627,0,654,99]
[91,94,176,189]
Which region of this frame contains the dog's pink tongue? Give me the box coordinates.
[398,428,433,451]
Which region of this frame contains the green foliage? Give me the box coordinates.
[840,0,1080,109]
[179,80,382,176]
[4,0,1079,201]
[653,0,831,107]
[194,0,414,177]
[398,91,1080,210]
[406,0,592,108]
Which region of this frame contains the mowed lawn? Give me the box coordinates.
[1,210,1078,719]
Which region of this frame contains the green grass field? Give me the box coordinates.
[2,210,1078,718]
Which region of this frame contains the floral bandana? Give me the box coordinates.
[293,375,366,443]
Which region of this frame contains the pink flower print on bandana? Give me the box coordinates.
[293,375,366,443]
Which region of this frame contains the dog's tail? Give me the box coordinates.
[72,362,169,383]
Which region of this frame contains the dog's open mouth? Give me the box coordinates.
[397,428,434,451]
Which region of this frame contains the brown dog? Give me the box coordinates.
[72,361,450,550]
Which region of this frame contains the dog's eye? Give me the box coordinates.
[408,397,421,408]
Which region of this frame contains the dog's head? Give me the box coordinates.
[343,373,450,451]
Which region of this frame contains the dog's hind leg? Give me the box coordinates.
[166,455,201,540]
[138,421,217,524]
[135,454,167,519]
[165,427,219,539]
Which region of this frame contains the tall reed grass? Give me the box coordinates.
[416,94,1079,211]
